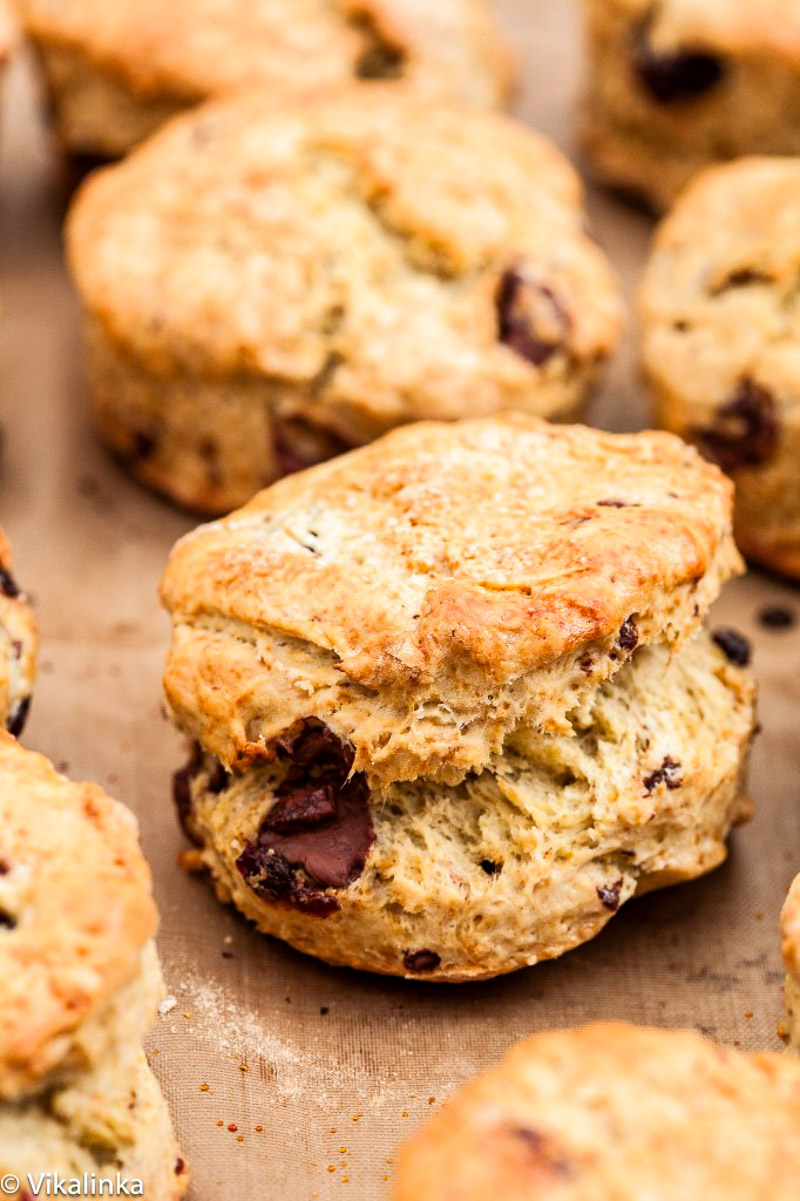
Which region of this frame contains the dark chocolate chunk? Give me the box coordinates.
[711,268,771,295]
[236,719,374,917]
[758,606,795,631]
[618,616,639,651]
[696,379,778,474]
[133,431,156,460]
[597,880,623,912]
[496,268,569,367]
[0,908,16,930]
[6,696,30,738]
[172,744,205,844]
[712,627,752,667]
[0,566,20,599]
[174,1159,186,1177]
[633,33,725,104]
[480,859,502,876]
[643,756,683,793]
[272,418,352,478]
[207,761,230,794]
[403,949,442,974]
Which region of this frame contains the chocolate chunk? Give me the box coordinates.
[133,431,156,460]
[207,761,230,794]
[0,567,20,599]
[758,606,795,631]
[272,418,351,478]
[597,880,623,912]
[174,1159,186,1177]
[496,268,569,367]
[351,12,406,79]
[712,627,752,667]
[172,744,204,844]
[634,34,725,104]
[696,380,778,474]
[6,696,30,738]
[403,949,442,974]
[237,719,374,917]
[644,756,683,793]
[618,616,639,651]
[711,268,771,294]
[480,859,501,876]
[0,909,16,930]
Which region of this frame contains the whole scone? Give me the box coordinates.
[161,414,755,982]
[0,735,187,1197]
[66,86,624,515]
[581,0,800,211]
[640,157,800,579]
[781,874,800,1053]
[394,1023,800,1200]
[17,0,512,159]
[0,527,37,738]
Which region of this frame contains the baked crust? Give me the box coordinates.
[162,414,741,787]
[0,735,158,1100]
[394,1023,800,1199]
[67,86,623,511]
[640,157,800,578]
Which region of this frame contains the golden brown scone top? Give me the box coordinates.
[17,0,511,107]
[162,415,740,783]
[68,85,622,429]
[0,735,157,1099]
[395,1023,800,1200]
[596,0,800,65]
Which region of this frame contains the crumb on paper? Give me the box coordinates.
[158,995,177,1016]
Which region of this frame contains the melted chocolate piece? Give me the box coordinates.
[6,696,30,738]
[496,269,569,367]
[172,744,205,844]
[634,33,725,104]
[480,859,502,876]
[208,760,230,794]
[758,606,795,631]
[403,949,441,974]
[272,418,351,478]
[597,880,623,912]
[643,756,683,793]
[0,908,16,930]
[236,719,374,917]
[618,616,639,651]
[712,627,752,667]
[0,567,20,599]
[697,380,779,474]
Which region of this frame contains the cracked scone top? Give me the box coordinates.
[394,1024,800,1199]
[162,414,740,786]
[640,157,800,579]
[0,735,187,1197]
[67,85,623,514]
[18,0,512,158]
[0,527,37,739]
[581,0,800,210]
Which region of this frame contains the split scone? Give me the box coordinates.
[0,735,187,1198]
[16,0,512,160]
[394,1023,800,1199]
[66,86,623,515]
[781,874,800,1053]
[640,157,800,579]
[0,527,37,738]
[581,0,800,211]
[161,414,756,982]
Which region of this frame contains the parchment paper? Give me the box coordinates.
[1,3,799,1197]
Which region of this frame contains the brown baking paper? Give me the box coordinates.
[1,2,799,1197]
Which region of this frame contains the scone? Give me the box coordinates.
[394,1023,800,1199]
[581,0,800,211]
[66,87,624,516]
[0,735,187,1198]
[781,874,800,1053]
[0,527,37,738]
[640,157,800,579]
[17,0,512,160]
[161,414,755,982]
